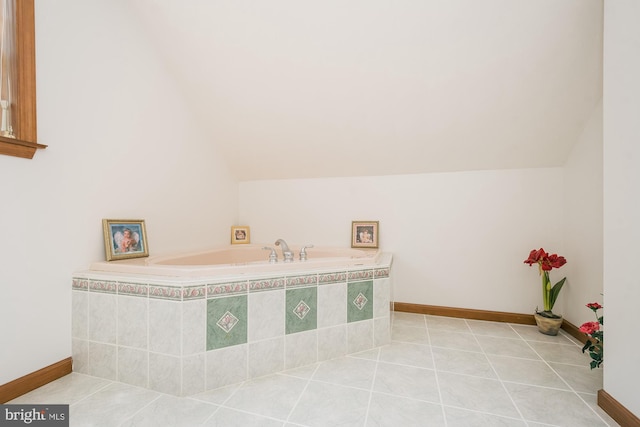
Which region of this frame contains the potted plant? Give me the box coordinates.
[524,248,567,335]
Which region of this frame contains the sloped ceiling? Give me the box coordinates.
[131,0,602,181]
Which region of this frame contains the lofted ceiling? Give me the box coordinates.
[131,0,603,181]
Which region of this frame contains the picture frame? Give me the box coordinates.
[231,226,250,244]
[351,221,379,248]
[102,219,149,261]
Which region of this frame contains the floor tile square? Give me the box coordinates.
[488,354,569,389]
[528,340,592,365]
[312,356,377,389]
[467,320,523,339]
[378,341,433,369]
[201,407,284,426]
[429,329,481,352]
[437,371,520,418]
[288,381,370,427]
[505,382,609,426]
[119,395,217,427]
[223,374,308,419]
[432,347,496,378]
[426,315,472,333]
[549,362,603,393]
[366,392,445,426]
[373,361,440,403]
[391,324,429,345]
[477,335,541,359]
[444,406,527,426]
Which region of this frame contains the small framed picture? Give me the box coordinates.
[231,226,250,244]
[351,221,379,248]
[102,219,149,261]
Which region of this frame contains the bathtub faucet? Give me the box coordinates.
[262,247,278,263]
[275,239,294,262]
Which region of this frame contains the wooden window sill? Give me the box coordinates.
[0,136,47,159]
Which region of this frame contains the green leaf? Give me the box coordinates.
[582,340,592,353]
[547,277,566,311]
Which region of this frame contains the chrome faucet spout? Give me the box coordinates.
[275,239,294,262]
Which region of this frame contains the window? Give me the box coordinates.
[0,0,45,159]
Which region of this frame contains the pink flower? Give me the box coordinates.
[586,302,603,310]
[579,321,600,335]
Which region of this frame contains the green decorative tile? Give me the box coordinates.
[347,280,373,323]
[207,295,248,350]
[286,287,317,334]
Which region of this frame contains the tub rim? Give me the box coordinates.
[87,244,386,279]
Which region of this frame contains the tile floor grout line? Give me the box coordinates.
[204,403,288,425]
[508,322,613,426]
[440,402,537,424]
[534,353,613,427]
[194,383,237,425]
[362,346,381,427]
[473,320,528,424]
[425,315,449,427]
[115,393,164,427]
[283,359,321,425]
[67,378,117,408]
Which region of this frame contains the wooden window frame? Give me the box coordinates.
[0,0,46,159]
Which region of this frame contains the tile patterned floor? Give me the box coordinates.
[9,312,619,426]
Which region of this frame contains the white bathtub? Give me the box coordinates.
[89,244,383,278]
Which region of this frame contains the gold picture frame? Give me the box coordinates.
[231,226,250,244]
[102,219,149,261]
[351,221,379,248]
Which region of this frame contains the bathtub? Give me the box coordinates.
[73,244,392,396]
[89,244,383,278]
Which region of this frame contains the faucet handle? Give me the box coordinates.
[262,246,278,263]
[299,245,314,261]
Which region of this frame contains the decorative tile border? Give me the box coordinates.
[249,277,285,292]
[149,285,183,301]
[318,271,347,285]
[72,278,89,291]
[73,263,389,300]
[207,281,248,297]
[374,268,390,278]
[286,274,318,288]
[89,280,118,294]
[183,285,206,300]
[348,269,374,281]
[118,282,148,297]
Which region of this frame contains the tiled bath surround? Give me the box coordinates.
[71,257,392,396]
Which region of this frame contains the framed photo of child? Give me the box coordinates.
[102,219,149,261]
[351,221,379,248]
[231,226,250,244]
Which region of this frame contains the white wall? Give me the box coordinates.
[562,101,603,325]
[603,0,640,417]
[0,0,237,385]
[239,168,565,315]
